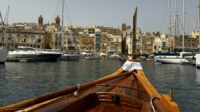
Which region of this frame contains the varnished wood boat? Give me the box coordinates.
[0,8,180,112]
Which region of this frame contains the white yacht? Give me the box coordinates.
[154,52,193,64]
[7,46,62,62]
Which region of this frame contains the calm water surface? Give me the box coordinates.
[0,60,200,112]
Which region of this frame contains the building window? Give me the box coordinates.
[37,39,41,43]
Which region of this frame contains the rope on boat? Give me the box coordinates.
[150,96,160,112]
[73,84,81,96]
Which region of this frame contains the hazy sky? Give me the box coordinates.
[0,0,198,34]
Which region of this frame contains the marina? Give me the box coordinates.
[0,0,200,111]
[0,9,180,111]
[0,60,199,112]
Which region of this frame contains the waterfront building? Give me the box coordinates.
[95,29,101,54]
[4,17,195,56]
[50,31,62,50]
[166,36,174,52]
[106,34,122,55]
[100,33,109,54]
[97,25,121,55]
[140,32,155,55]
[191,30,200,38]
[98,26,121,36]
[79,35,95,54]
[64,29,79,53]
[0,28,47,49]
[174,35,198,51]
[153,34,168,53]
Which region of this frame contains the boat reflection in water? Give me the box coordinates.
[7,46,62,62]
[195,69,200,85]
[59,53,80,61]
[0,48,8,64]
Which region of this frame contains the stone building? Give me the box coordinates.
[100,33,109,54]
[140,32,155,55]
[106,34,122,55]
[174,35,199,51]
[153,34,168,53]
[0,28,47,49]
[79,35,95,53]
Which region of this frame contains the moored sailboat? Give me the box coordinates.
[0,7,180,112]
[184,0,200,67]
[58,0,80,61]
[154,0,193,64]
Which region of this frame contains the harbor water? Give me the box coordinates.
[0,60,200,112]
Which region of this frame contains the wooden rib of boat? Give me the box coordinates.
[0,7,180,112]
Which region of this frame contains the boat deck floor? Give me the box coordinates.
[92,103,140,112]
[72,102,141,112]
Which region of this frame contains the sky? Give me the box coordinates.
[0,0,198,34]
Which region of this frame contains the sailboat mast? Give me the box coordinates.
[132,7,137,59]
[168,0,172,37]
[61,0,64,51]
[62,0,64,29]
[198,0,200,48]
[173,0,178,52]
[0,6,9,49]
[182,0,185,52]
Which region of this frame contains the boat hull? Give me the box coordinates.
[7,52,62,62]
[154,52,193,64]
[186,58,195,65]
[155,57,189,64]
[59,54,79,61]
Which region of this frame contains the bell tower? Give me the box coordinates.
[38,15,43,26]
[55,16,60,27]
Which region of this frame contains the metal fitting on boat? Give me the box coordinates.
[73,84,81,96]
[150,96,160,112]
